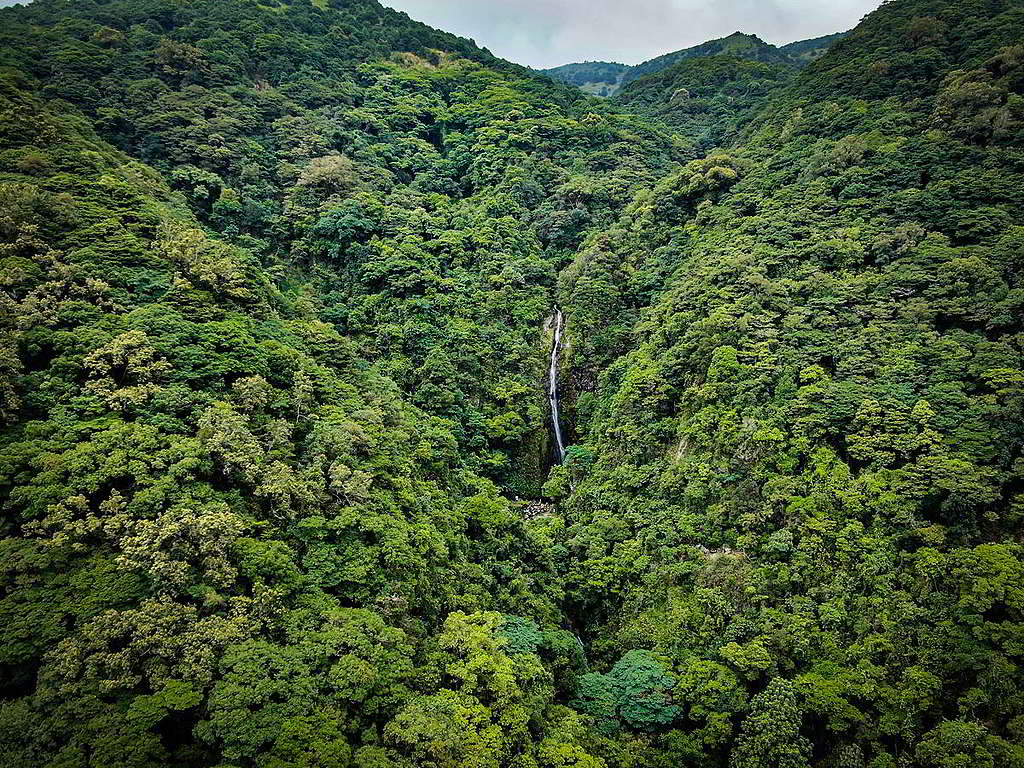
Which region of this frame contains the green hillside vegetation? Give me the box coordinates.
[615,56,795,151]
[621,32,793,86]
[545,31,848,97]
[539,61,629,92]
[554,0,1024,764]
[0,0,1022,767]
[779,32,851,64]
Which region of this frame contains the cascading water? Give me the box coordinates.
[549,307,567,463]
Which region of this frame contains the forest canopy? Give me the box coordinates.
[0,0,1023,767]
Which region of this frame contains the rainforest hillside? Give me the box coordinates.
[542,31,847,97]
[0,0,1023,767]
[614,56,795,151]
[538,61,630,96]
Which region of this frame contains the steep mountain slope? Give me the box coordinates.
[779,31,849,64]
[615,56,794,151]
[0,0,685,495]
[0,1,685,766]
[0,0,1022,766]
[554,0,1024,764]
[622,32,793,86]
[540,61,630,97]
[543,31,848,96]
[0,66,548,767]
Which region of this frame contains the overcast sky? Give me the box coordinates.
[384,0,883,69]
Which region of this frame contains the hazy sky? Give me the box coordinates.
[384,0,883,69]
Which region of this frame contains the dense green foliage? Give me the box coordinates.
[552,1,1024,765]
[778,32,851,64]
[544,32,847,99]
[539,61,629,91]
[615,56,795,152]
[0,0,1023,766]
[621,32,795,87]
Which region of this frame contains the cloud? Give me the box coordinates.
[383,0,883,68]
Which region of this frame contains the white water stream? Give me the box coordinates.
[549,307,567,463]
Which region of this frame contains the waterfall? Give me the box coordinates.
[549,307,567,463]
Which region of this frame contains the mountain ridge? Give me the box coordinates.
[540,29,849,96]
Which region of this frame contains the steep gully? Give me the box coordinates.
[549,307,567,463]
[548,309,586,652]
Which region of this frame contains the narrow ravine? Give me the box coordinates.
[549,307,567,463]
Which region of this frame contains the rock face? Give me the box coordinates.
[670,87,691,104]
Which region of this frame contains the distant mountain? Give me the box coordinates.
[538,60,629,97]
[621,32,790,85]
[615,55,795,151]
[542,30,849,96]
[778,30,849,62]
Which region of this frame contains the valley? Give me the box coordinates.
[0,0,1022,766]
